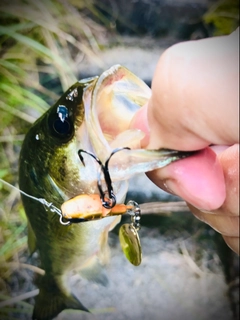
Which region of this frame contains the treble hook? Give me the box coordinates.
[78,147,130,209]
[78,149,112,208]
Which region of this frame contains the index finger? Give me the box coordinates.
[136,29,239,151]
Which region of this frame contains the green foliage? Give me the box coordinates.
[0,0,104,129]
[203,0,239,35]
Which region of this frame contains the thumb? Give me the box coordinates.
[147,147,226,211]
[187,144,239,254]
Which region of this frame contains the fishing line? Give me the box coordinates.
[0,178,62,217]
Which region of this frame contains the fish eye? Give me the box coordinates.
[53,118,71,134]
[48,113,74,141]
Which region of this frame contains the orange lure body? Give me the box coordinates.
[61,194,132,220]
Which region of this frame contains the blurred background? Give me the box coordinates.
[0,0,239,319]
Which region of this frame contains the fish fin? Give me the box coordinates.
[98,228,111,264]
[32,274,89,320]
[79,218,121,286]
[27,221,37,256]
[79,255,109,286]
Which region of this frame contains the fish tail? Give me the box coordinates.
[32,274,89,320]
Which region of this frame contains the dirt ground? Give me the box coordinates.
[59,230,232,320]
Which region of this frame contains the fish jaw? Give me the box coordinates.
[82,65,151,163]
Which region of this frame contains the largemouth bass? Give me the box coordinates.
[19,65,191,320]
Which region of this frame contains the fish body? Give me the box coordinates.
[19,76,120,320]
[19,65,191,320]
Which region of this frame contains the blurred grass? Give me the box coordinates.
[203,0,239,35]
[0,0,108,318]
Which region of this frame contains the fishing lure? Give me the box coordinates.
[61,194,142,266]
[119,200,142,266]
[60,147,143,266]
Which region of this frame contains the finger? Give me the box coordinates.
[130,103,150,147]
[147,30,239,150]
[222,235,239,255]
[188,206,239,237]
[217,144,239,216]
[187,144,239,254]
[190,204,239,254]
[147,147,226,210]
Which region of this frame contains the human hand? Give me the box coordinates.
[130,28,239,254]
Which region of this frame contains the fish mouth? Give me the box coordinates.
[76,65,192,185]
[73,65,151,197]
[82,65,151,162]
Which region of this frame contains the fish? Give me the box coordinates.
[19,64,192,320]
